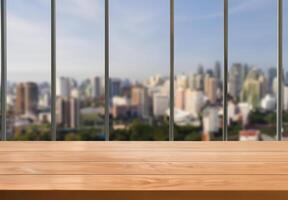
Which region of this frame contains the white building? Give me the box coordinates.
[176,74,188,89]
[239,130,261,141]
[56,77,72,97]
[112,96,129,106]
[38,92,50,109]
[185,90,205,117]
[153,93,169,117]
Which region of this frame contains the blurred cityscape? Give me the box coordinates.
[5,61,288,141]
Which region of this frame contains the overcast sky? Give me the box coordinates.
[1,0,287,82]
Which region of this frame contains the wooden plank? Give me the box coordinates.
[1,175,288,191]
[1,141,288,152]
[2,191,288,200]
[1,151,288,162]
[0,161,288,175]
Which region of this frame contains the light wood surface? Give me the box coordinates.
[1,142,288,199]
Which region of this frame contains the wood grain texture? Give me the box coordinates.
[1,141,288,199]
[0,141,288,151]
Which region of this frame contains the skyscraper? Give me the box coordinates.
[175,88,186,110]
[204,76,217,103]
[56,77,72,98]
[214,61,221,81]
[241,68,267,108]
[15,82,39,116]
[268,67,277,94]
[109,78,121,99]
[91,76,101,99]
[56,97,79,128]
[131,85,149,118]
[185,90,205,117]
[228,63,247,100]
[153,93,169,117]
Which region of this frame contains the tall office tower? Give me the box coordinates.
[241,68,267,108]
[175,88,186,110]
[268,67,277,94]
[56,97,79,128]
[206,69,214,77]
[69,98,80,128]
[204,76,217,103]
[15,82,39,116]
[153,93,169,117]
[56,77,72,98]
[197,64,204,75]
[109,78,121,99]
[214,61,222,81]
[228,63,247,101]
[15,83,25,115]
[185,90,205,117]
[131,85,149,118]
[91,76,101,99]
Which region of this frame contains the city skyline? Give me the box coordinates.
[6,60,284,141]
[3,0,288,82]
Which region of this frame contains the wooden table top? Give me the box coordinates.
[1,141,288,191]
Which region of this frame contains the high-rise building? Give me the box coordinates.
[268,67,277,94]
[228,63,248,100]
[188,74,204,91]
[204,76,217,103]
[241,68,267,108]
[131,85,149,118]
[56,77,72,98]
[56,97,79,128]
[214,61,221,81]
[197,64,204,75]
[176,75,188,89]
[91,76,101,99]
[109,78,121,99]
[15,84,25,115]
[15,82,39,116]
[153,93,169,117]
[175,88,186,110]
[185,90,205,117]
[38,92,50,109]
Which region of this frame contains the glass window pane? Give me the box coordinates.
[110,0,170,141]
[229,0,277,141]
[175,0,223,141]
[7,0,51,141]
[56,0,105,141]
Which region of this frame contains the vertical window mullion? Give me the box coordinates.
[105,0,110,141]
[51,0,57,141]
[170,0,174,141]
[277,0,283,141]
[1,0,7,141]
[223,0,228,141]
